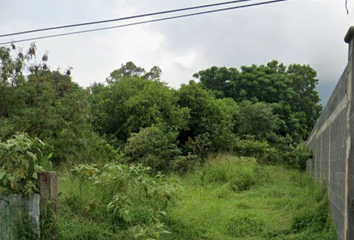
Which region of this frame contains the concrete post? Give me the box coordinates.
[0,194,40,240]
[38,171,59,239]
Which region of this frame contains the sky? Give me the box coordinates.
[0,0,353,105]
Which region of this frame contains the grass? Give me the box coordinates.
[161,154,337,240]
[51,154,337,239]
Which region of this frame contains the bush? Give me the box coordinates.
[60,162,183,239]
[171,154,201,175]
[125,125,181,172]
[0,132,52,195]
[286,145,313,170]
[234,138,279,164]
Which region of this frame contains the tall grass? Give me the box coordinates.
[56,154,336,240]
[162,154,336,240]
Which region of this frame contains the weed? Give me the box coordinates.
[55,154,336,240]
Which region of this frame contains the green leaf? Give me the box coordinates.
[26,151,37,161]
[0,170,5,180]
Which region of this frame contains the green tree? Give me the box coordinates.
[287,64,322,139]
[107,61,162,83]
[125,124,181,172]
[194,60,322,142]
[192,66,239,99]
[90,72,189,146]
[237,100,279,141]
[0,43,101,164]
[177,81,239,153]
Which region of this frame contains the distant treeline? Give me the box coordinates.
[0,44,319,171]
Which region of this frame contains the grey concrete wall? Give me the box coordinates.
[306,66,348,240]
[306,26,354,240]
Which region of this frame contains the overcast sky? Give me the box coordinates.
[0,0,353,104]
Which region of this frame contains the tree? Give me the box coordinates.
[0,43,100,164]
[90,69,189,146]
[125,124,181,172]
[177,81,239,153]
[237,100,279,141]
[192,66,239,99]
[194,60,322,142]
[287,64,322,139]
[106,61,162,83]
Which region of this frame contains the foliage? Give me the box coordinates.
[59,162,182,239]
[237,100,279,141]
[125,124,181,172]
[234,138,279,164]
[184,134,211,160]
[0,43,98,164]
[177,81,239,153]
[286,145,314,170]
[107,61,162,82]
[170,153,201,175]
[0,44,331,239]
[56,156,335,240]
[18,71,94,164]
[194,60,322,142]
[0,133,52,195]
[90,75,189,146]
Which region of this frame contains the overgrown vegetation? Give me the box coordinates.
[0,44,334,239]
[163,154,336,240]
[57,154,336,240]
[59,162,182,239]
[0,133,52,195]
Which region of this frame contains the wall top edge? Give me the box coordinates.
[344,26,354,43]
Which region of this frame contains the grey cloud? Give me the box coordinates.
[0,0,352,100]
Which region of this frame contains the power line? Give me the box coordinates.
[0,0,261,38]
[0,0,292,46]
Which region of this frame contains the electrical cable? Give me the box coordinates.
[0,0,264,38]
[0,0,292,46]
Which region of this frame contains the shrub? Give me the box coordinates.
[61,162,183,239]
[0,132,52,195]
[286,145,313,170]
[171,154,201,175]
[234,138,279,164]
[125,125,181,172]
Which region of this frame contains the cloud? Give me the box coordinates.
[0,0,352,104]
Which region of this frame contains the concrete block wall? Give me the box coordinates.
[306,26,354,240]
[306,66,348,240]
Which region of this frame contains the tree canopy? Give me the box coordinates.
[1,45,320,169]
[90,65,189,146]
[0,44,100,163]
[194,60,322,142]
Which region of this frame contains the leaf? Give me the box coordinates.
[26,151,37,161]
[7,175,15,182]
[0,171,5,180]
[37,139,45,146]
